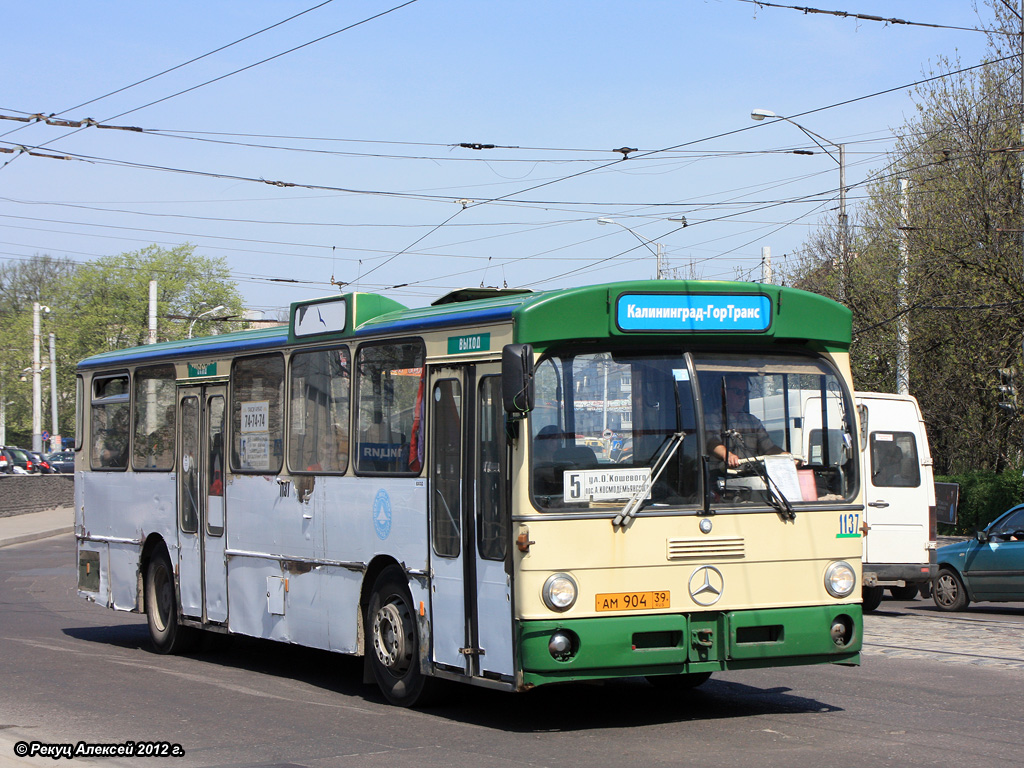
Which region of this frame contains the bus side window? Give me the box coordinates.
[354,341,425,475]
[132,364,176,471]
[230,353,285,474]
[90,374,130,471]
[289,347,350,473]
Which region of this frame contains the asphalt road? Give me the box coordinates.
[2,534,1023,768]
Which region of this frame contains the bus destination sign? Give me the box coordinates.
[616,293,772,333]
[293,298,347,337]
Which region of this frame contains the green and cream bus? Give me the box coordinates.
[75,280,863,706]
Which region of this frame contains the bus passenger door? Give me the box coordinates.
[177,385,229,625]
[428,365,513,679]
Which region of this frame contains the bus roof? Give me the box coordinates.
[78,280,850,370]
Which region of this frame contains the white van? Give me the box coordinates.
[749,390,936,611]
[855,393,936,611]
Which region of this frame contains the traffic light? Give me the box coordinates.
[998,367,1017,413]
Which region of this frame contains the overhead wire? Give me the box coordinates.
[0,0,341,143]
[0,0,422,171]
[1,39,1014,298]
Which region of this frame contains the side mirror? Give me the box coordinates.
[502,344,534,415]
[976,529,990,544]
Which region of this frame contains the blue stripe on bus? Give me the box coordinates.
[78,303,520,370]
[77,329,289,369]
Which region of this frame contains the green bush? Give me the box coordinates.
[935,468,1024,535]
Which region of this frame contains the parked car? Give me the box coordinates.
[933,504,1024,611]
[25,450,54,473]
[1,447,33,474]
[45,450,74,474]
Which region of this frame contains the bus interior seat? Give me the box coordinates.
[553,444,599,468]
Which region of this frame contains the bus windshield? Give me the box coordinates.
[530,350,857,511]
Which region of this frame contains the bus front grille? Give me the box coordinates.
[666,537,745,560]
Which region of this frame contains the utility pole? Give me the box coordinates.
[49,333,58,452]
[31,302,49,453]
[838,143,848,303]
[148,279,158,344]
[761,246,772,284]
[897,179,910,395]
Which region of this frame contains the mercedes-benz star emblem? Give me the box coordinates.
[688,565,724,606]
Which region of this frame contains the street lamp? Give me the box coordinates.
[751,108,848,298]
[598,218,686,279]
[188,305,226,339]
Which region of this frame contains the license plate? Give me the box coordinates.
[595,591,670,612]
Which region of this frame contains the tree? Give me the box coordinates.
[780,1,1024,473]
[0,255,79,447]
[65,244,244,359]
[0,246,243,449]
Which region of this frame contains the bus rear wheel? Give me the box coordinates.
[366,566,435,707]
[145,546,195,654]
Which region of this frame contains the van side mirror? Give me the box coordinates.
[502,343,534,415]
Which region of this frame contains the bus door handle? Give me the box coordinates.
[867,500,890,508]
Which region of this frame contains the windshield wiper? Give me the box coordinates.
[613,431,685,528]
[724,434,796,521]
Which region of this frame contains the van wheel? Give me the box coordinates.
[145,546,195,654]
[888,584,919,601]
[861,585,884,613]
[366,566,437,707]
[932,569,969,612]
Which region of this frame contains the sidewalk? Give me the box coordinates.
[0,506,73,548]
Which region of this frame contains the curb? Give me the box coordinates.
[0,525,74,549]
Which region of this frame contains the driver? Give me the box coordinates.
[705,373,785,468]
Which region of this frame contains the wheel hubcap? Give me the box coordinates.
[373,599,411,675]
[936,575,957,605]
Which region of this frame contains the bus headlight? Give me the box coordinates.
[542,573,578,612]
[824,561,856,598]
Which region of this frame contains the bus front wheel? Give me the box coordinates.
[366,566,436,707]
[145,546,195,654]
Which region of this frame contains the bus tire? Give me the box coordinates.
[861,585,884,613]
[646,672,712,690]
[144,546,195,654]
[932,569,969,612]
[366,566,435,707]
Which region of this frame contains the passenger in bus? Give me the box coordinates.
[704,373,785,468]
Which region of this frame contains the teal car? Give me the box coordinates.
[933,505,1024,611]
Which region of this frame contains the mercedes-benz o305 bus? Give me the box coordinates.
[75,280,863,706]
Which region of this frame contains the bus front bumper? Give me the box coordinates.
[519,604,862,686]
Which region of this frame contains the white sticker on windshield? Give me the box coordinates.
[564,468,653,502]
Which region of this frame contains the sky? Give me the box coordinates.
[0,1,1002,318]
